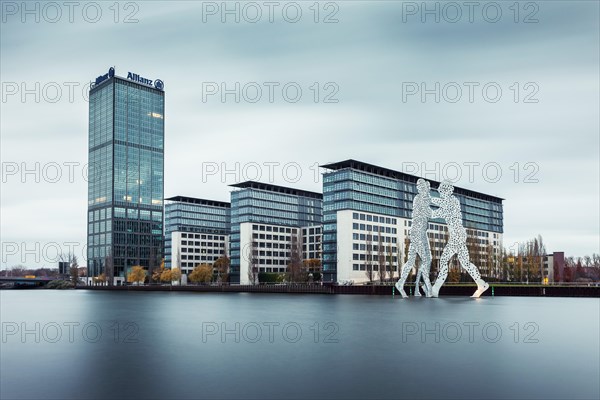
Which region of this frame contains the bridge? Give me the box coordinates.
[0,277,55,288]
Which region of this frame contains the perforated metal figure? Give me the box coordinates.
[430,181,489,298]
[395,179,433,298]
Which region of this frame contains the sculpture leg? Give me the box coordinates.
[419,240,433,297]
[414,266,422,296]
[457,245,489,298]
[432,246,454,297]
[420,254,433,298]
[395,246,416,299]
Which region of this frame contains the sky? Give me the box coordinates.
[1,0,599,268]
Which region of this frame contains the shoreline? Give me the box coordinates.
[68,283,600,297]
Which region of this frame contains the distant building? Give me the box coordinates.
[543,252,565,283]
[229,181,323,284]
[164,196,231,276]
[320,160,504,284]
[58,261,70,275]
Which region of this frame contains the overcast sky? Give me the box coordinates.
[1,1,598,268]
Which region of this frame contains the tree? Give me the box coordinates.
[387,244,396,281]
[466,227,481,278]
[171,267,182,284]
[94,273,106,285]
[127,266,146,284]
[104,250,114,287]
[248,239,259,285]
[448,265,461,283]
[287,231,307,283]
[214,255,230,285]
[149,247,161,280]
[377,231,386,283]
[365,233,374,283]
[516,245,525,283]
[189,264,213,284]
[160,268,172,283]
[69,256,80,286]
[305,258,322,282]
[151,259,165,283]
[59,252,79,284]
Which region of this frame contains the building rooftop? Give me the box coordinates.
[320,159,504,202]
[165,196,231,208]
[229,181,323,200]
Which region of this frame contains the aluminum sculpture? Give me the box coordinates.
[395,180,490,298]
[395,179,433,298]
[430,181,489,298]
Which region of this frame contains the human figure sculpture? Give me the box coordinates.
[395,179,433,298]
[430,181,489,298]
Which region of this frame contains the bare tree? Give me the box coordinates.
[248,239,259,285]
[377,231,386,283]
[365,233,374,283]
[387,244,395,281]
[69,256,80,286]
[105,249,114,286]
[59,252,80,284]
[287,230,306,283]
[466,228,481,280]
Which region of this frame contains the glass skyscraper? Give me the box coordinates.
[87,67,165,280]
[320,160,504,283]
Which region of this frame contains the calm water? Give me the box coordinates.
[1,290,598,400]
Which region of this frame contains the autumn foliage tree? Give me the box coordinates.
[214,256,230,284]
[151,259,165,283]
[171,267,182,284]
[94,273,106,285]
[304,258,322,281]
[128,266,146,285]
[160,268,172,283]
[189,264,213,284]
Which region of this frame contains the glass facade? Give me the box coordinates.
[87,74,165,278]
[164,196,231,268]
[229,182,322,283]
[321,160,504,282]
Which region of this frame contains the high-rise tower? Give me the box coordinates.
[87,67,165,280]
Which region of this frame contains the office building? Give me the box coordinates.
[229,181,322,284]
[87,67,165,280]
[320,160,504,284]
[542,251,565,283]
[164,196,231,275]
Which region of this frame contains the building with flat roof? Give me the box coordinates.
[229,181,323,284]
[164,196,231,275]
[320,159,504,284]
[87,67,165,280]
[542,251,565,283]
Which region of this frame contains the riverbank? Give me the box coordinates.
[77,283,600,297]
